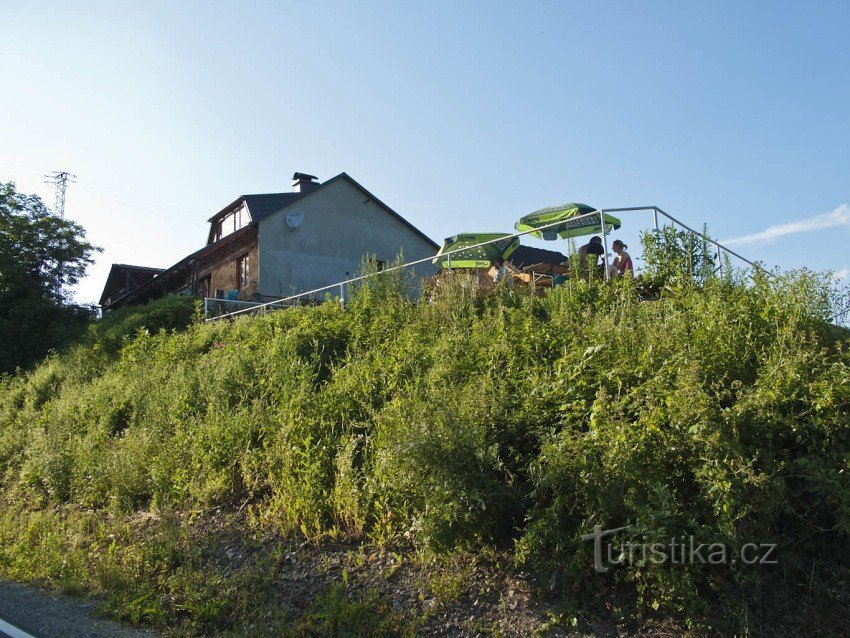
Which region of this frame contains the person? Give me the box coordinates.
[610,239,633,277]
[577,236,604,268]
[492,257,509,283]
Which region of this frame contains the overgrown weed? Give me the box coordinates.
[1,238,849,634]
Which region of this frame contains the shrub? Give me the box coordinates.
[0,264,848,634]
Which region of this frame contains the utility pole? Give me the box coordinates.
[44,171,77,219]
[43,171,77,297]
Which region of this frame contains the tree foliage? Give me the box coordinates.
[0,181,100,373]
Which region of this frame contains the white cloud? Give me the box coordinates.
[722,204,850,247]
[834,267,850,282]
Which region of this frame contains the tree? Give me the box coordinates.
[0,181,101,373]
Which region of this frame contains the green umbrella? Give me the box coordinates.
[432,233,520,269]
[515,202,621,240]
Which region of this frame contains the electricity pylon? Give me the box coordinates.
[44,171,77,219]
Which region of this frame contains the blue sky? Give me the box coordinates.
[2,1,849,302]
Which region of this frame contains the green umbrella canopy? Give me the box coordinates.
[432,233,520,269]
[515,202,621,240]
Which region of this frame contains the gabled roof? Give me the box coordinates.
[207,193,306,224]
[205,173,438,249]
[99,263,165,306]
[243,193,305,222]
[109,263,164,274]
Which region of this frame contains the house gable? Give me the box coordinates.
[256,174,438,298]
[311,173,438,250]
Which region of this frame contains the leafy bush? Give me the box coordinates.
[87,295,197,356]
[640,224,717,290]
[0,264,849,634]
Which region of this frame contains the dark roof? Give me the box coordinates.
[509,245,568,268]
[207,173,438,250]
[205,193,306,243]
[110,264,164,274]
[243,193,306,223]
[106,226,255,310]
[99,263,165,306]
[207,193,305,224]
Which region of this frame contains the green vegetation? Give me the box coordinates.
[0,236,849,635]
[0,181,101,373]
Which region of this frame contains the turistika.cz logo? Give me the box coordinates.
[581,524,778,574]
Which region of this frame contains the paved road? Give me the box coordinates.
[0,581,156,638]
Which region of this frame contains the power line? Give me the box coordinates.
[74,179,206,224]
[7,165,240,227]
[44,171,77,219]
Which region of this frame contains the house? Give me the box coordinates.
[98,264,164,309]
[100,172,439,311]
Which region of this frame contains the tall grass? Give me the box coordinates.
[0,251,849,634]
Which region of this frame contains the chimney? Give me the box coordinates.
[292,172,319,193]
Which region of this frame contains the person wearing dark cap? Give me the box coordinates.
[610,239,633,277]
[577,236,604,268]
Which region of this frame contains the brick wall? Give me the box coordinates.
[196,227,260,300]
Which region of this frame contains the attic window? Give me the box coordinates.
[214,203,250,241]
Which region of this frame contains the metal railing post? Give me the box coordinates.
[653,207,659,233]
[339,282,345,308]
[600,212,610,281]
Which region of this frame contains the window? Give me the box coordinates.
[212,204,250,243]
[237,254,250,290]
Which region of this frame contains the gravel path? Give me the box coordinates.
[0,581,157,638]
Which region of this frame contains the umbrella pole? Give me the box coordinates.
[600,213,610,281]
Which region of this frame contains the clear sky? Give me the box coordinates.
[2,1,849,303]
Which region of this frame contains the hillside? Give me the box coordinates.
[1,263,849,636]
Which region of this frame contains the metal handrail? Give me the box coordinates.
[602,205,768,274]
[203,297,295,318]
[651,206,768,275]
[205,205,765,321]
[207,209,608,320]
